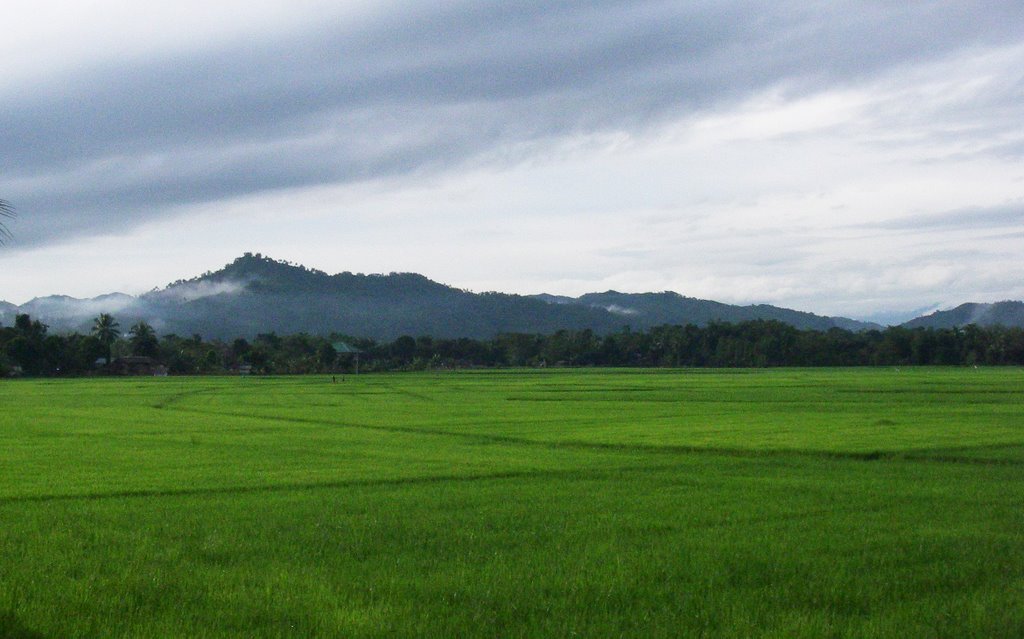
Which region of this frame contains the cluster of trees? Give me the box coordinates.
[0,313,157,376]
[4,313,1024,377]
[0,313,362,377]
[387,321,1024,369]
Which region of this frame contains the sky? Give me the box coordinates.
[2,1,1023,324]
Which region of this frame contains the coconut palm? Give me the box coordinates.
[92,313,121,364]
[128,321,159,357]
[0,199,13,245]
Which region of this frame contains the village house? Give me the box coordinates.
[105,356,169,377]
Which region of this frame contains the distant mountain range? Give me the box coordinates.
[2,254,1020,339]
[901,301,1024,329]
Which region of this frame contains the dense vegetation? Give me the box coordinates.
[2,369,1022,637]
[3,311,1024,377]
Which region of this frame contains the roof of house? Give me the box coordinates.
[114,356,159,364]
[332,341,361,353]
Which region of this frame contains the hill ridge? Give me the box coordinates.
[7,253,1020,339]
[902,301,1024,329]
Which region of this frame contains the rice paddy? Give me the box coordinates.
[2,368,1023,637]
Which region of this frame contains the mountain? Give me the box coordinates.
[135,254,627,339]
[1,253,897,339]
[543,291,878,332]
[0,300,18,326]
[18,293,135,322]
[902,301,1024,329]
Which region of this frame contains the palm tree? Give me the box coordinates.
[92,313,120,364]
[128,321,159,357]
[0,199,14,245]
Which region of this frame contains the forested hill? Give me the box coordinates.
[139,254,625,339]
[0,301,18,329]
[902,301,1024,329]
[0,253,887,339]
[535,291,875,332]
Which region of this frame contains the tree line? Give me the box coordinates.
[3,312,1024,377]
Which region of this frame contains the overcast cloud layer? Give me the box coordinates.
[2,1,1023,323]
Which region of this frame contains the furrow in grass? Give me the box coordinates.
[366,380,436,402]
[898,453,1024,466]
[150,386,231,409]
[161,406,1024,467]
[0,464,686,505]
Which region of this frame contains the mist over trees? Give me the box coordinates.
[3,313,1024,377]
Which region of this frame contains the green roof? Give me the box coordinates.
[332,341,361,353]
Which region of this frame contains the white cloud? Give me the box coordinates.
[0,1,380,89]
[2,2,1023,325]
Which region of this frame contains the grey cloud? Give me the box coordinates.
[864,202,1024,232]
[3,0,1023,245]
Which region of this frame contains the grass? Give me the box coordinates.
[1,368,1023,637]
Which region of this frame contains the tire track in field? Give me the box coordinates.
[0,471,924,534]
[0,463,687,505]
[159,406,1024,467]
[151,386,229,409]
[368,380,436,401]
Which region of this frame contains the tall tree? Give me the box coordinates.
[0,200,14,245]
[6,314,49,375]
[128,321,159,357]
[92,313,120,364]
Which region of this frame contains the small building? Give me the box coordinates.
[106,356,168,377]
[332,341,362,374]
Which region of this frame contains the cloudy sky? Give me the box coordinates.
[2,1,1023,323]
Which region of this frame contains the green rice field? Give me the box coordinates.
[2,368,1023,637]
